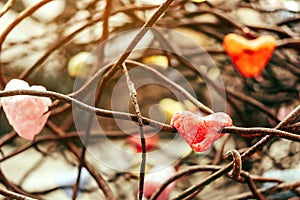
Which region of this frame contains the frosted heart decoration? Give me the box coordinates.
[1,79,52,140]
[171,111,232,152]
[223,33,276,78]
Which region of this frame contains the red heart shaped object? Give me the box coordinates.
[171,111,232,152]
[223,33,276,78]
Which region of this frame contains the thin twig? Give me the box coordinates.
[282,122,300,134]
[0,0,16,18]
[72,1,114,199]
[96,0,175,110]
[0,0,53,87]
[225,87,280,123]
[186,7,257,38]
[46,121,115,200]
[150,165,221,200]
[212,135,231,165]
[0,127,155,163]
[226,181,300,200]
[0,187,37,200]
[277,38,300,48]
[148,29,214,114]
[222,126,300,141]
[100,0,112,43]
[122,63,146,200]
[0,89,175,132]
[72,153,85,200]
[18,5,158,80]
[0,131,17,148]
[241,105,300,161]
[0,169,40,199]
[126,60,213,114]
[172,162,233,199]
[242,172,265,200]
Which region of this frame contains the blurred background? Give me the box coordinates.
[0,0,299,199]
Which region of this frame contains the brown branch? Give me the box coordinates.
[46,121,115,200]
[277,38,300,48]
[0,127,159,163]
[126,60,213,114]
[241,172,265,200]
[76,3,115,193]
[97,0,176,110]
[226,150,242,180]
[0,131,17,147]
[0,0,16,18]
[186,7,257,38]
[212,135,231,165]
[172,162,233,199]
[0,0,54,87]
[0,140,33,162]
[173,105,300,199]
[150,165,221,200]
[72,152,85,200]
[225,87,280,123]
[227,181,300,200]
[282,122,300,134]
[0,186,37,200]
[222,126,300,142]
[100,0,112,43]
[277,16,300,25]
[0,169,40,199]
[122,63,146,200]
[109,0,176,70]
[18,4,158,80]
[72,1,114,198]
[95,0,113,70]
[0,89,175,132]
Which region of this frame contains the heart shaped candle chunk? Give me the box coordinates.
[223,33,276,78]
[1,79,52,140]
[171,111,232,152]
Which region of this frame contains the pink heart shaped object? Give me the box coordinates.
[171,111,232,152]
[1,79,52,140]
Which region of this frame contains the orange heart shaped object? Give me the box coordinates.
[223,33,276,78]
